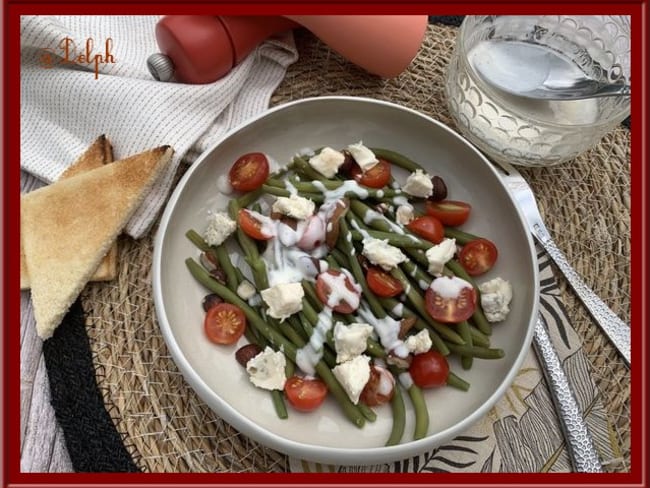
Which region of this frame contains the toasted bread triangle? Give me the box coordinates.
[22,146,173,339]
[20,135,117,290]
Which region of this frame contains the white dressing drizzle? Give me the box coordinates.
[357,304,409,358]
[319,269,361,310]
[430,276,473,298]
[295,308,333,375]
[363,207,405,235]
[312,180,370,202]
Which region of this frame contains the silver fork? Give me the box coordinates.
[492,159,631,367]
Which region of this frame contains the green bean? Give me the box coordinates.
[348,230,431,250]
[271,390,288,419]
[385,385,406,446]
[186,258,366,428]
[266,176,400,200]
[447,371,470,391]
[185,229,211,252]
[288,155,328,181]
[370,147,424,173]
[348,202,431,267]
[261,184,325,203]
[234,187,264,209]
[443,227,482,245]
[407,384,429,440]
[467,322,491,347]
[401,259,433,287]
[457,320,474,370]
[214,246,238,291]
[446,343,505,359]
[336,219,387,320]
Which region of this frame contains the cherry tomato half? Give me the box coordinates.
[409,350,449,388]
[350,158,392,188]
[459,238,498,276]
[284,376,328,412]
[360,365,395,406]
[315,269,361,314]
[425,277,477,324]
[425,200,471,227]
[228,152,270,192]
[238,209,274,241]
[406,215,445,244]
[204,303,247,345]
[366,267,404,298]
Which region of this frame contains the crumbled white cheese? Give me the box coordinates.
[347,141,379,172]
[236,280,256,300]
[405,329,432,355]
[272,194,315,220]
[478,277,513,323]
[260,282,304,321]
[425,238,457,276]
[362,237,407,271]
[402,169,433,198]
[333,322,374,363]
[308,147,346,178]
[246,346,287,390]
[395,204,415,225]
[204,211,237,246]
[332,354,371,404]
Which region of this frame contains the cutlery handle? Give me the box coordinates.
[535,227,631,366]
[533,316,603,473]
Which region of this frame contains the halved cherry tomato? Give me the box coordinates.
[425,276,477,323]
[459,238,498,276]
[204,303,247,345]
[315,269,361,314]
[228,152,269,192]
[360,365,395,406]
[238,209,274,241]
[284,376,328,412]
[409,350,449,388]
[349,158,392,188]
[406,215,444,244]
[425,200,471,227]
[366,267,404,298]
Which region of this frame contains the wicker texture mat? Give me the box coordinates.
[81,24,630,473]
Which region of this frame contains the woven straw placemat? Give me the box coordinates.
[81,24,630,473]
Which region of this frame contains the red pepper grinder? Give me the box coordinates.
[147,15,428,84]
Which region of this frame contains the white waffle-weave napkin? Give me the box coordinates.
[20,15,298,238]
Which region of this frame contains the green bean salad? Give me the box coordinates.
[185,143,513,446]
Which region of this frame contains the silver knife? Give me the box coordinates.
[533,314,603,472]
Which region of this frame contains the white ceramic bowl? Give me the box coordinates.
[152,96,538,466]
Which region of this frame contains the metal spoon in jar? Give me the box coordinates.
[469,40,631,101]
